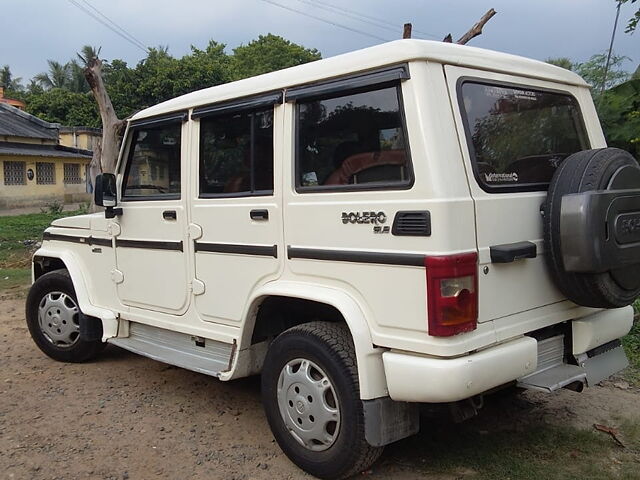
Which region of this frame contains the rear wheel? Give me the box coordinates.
[261,322,382,479]
[25,269,104,362]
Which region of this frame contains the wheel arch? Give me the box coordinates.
[31,247,118,339]
[222,280,389,400]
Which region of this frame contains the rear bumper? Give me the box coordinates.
[382,306,634,403]
[382,336,538,403]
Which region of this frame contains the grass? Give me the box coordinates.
[0,210,82,268]
[622,300,640,385]
[383,388,640,480]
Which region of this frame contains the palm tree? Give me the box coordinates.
[34,60,71,89]
[1,65,23,91]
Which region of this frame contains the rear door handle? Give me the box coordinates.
[490,241,537,263]
[250,209,269,221]
[163,210,177,221]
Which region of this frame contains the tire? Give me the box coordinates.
[25,269,104,362]
[261,322,383,479]
[543,148,640,308]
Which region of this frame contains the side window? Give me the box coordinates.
[122,122,182,199]
[296,85,412,190]
[199,108,274,196]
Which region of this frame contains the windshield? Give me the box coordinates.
[460,81,589,192]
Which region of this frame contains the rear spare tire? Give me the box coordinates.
[544,148,640,308]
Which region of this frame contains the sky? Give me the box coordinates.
[1,0,638,83]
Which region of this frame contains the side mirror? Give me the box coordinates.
[95,173,116,207]
[94,173,122,218]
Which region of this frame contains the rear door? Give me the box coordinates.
[189,95,283,326]
[445,66,593,322]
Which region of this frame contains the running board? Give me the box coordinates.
[109,322,234,377]
[517,364,586,393]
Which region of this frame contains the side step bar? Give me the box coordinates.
[109,322,234,378]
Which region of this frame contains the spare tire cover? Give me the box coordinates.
[544,148,640,308]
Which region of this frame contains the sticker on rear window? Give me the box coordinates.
[484,172,519,183]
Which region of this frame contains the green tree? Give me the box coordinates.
[26,88,99,126]
[34,60,71,89]
[620,0,639,33]
[574,52,630,93]
[0,65,23,91]
[599,78,640,159]
[545,57,574,70]
[67,60,90,93]
[230,34,321,80]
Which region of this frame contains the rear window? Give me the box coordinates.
[459,81,589,192]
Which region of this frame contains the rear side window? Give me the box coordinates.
[459,81,589,192]
[199,108,274,196]
[296,85,412,191]
[122,122,182,199]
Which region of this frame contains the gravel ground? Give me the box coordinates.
[1,286,638,480]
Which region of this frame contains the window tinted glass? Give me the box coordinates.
[123,122,181,198]
[297,86,411,189]
[199,109,273,196]
[460,82,588,191]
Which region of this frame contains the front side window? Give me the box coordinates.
[460,81,589,192]
[122,122,181,198]
[296,85,412,190]
[199,109,273,196]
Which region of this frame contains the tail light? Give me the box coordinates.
[425,252,478,337]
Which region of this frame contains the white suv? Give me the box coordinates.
[26,40,639,479]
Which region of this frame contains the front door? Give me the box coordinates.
[114,114,190,315]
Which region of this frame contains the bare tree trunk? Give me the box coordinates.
[456,8,497,45]
[83,57,124,175]
[403,23,412,39]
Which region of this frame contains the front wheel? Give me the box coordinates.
[261,322,383,479]
[25,269,104,363]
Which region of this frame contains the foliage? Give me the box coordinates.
[1,64,23,91]
[230,34,321,80]
[597,79,640,159]
[26,88,100,127]
[574,52,630,93]
[545,57,574,70]
[4,35,320,126]
[620,0,639,33]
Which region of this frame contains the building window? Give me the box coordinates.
[36,162,56,185]
[63,163,82,184]
[3,161,26,185]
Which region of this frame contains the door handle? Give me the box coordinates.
[163,210,177,221]
[490,241,537,263]
[250,209,269,221]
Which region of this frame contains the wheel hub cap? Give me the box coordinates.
[276,358,341,452]
[38,291,80,347]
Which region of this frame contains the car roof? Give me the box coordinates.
[130,39,588,121]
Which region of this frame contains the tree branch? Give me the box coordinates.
[456,8,497,45]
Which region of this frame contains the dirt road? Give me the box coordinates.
[1,286,638,480]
